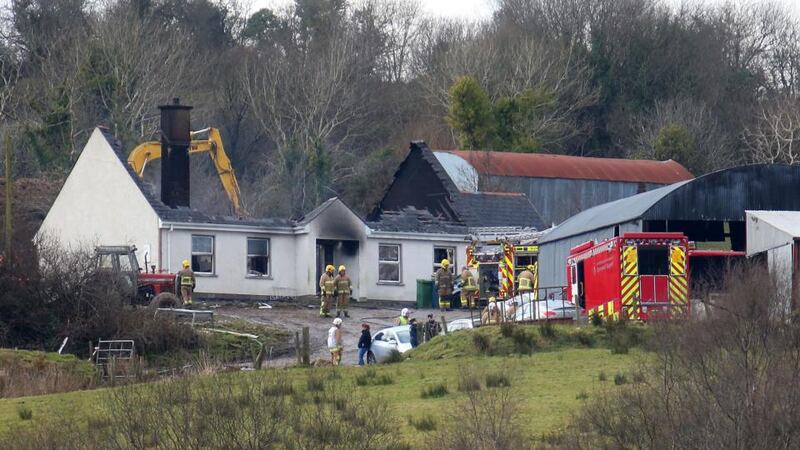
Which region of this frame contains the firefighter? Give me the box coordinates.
[517,264,536,309]
[319,265,336,318]
[334,265,351,318]
[397,308,410,325]
[481,297,500,324]
[435,259,454,311]
[460,265,479,309]
[177,260,195,306]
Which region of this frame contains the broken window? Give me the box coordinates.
[379,244,401,283]
[191,235,214,274]
[433,246,456,274]
[247,238,270,277]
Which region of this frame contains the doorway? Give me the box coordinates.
[315,239,360,297]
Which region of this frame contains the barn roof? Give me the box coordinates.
[540,164,800,245]
[441,150,693,184]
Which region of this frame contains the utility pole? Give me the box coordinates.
[4,132,11,262]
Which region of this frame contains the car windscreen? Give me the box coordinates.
[395,330,410,344]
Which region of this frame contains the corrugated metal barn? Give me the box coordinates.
[434,150,693,226]
[538,164,800,287]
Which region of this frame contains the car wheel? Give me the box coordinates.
[149,292,178,309]
[366,351,377,365]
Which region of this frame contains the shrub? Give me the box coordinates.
[576,330,596,348]
[306,373,326,392]
[458,375,482,392]
[632,371,646,384]
[17,405,32,420]
[598,370,607,382]
[421,383,449,399]
[576,391,589,400]
[614,372,628,385]
[472,333,492,353]
[539,320,557,339]
[408,414,437,431]
[590,313,603,327]
[263,379,295,397]
[500,322,515,337]
[355,368,394,386]
[485,373,511,388]
[511,327,539,354]
[384,350,404,364]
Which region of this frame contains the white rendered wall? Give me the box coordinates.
[36,128,160,268]
[160,227,298,298]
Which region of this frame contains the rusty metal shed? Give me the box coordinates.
[436,150,692,226]
[537,164,800,287]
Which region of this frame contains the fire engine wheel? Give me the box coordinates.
[150,292,179,309]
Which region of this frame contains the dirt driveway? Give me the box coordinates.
[216,302,474,367]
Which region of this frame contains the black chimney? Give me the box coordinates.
[158,98,192,209]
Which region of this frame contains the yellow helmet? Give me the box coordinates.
[527,264,535,271]
[326,264,334,273]
[489,296,496,303]
[441,259,450,268]
[338,265,346,273]
[182,260,190,268]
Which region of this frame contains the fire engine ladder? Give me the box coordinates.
[93,339,136,380]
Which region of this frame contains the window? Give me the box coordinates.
[378,244,401,283]
[433,246,456,273]
[247,238,270,277]
[638,248,669,275]
[191,235,214,274]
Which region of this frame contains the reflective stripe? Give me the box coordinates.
[180,276,193,286]
[519,277,531,289]
[324,280,335,295]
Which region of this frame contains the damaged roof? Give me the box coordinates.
[454,192,544,230]
[367,207,468,235]
[443,150,693,184]
[100,128,294,229]
[370,141,543,232]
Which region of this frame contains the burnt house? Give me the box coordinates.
[369,141,544,230]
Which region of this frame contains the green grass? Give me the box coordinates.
[0,349,96,378]
[0,348,640,446]
[0,324,647,447]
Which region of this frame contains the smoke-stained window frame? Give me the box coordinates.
[191,234,215,275]
[433,246,456,274]
[378,243,402,284]
[246,237,271,278]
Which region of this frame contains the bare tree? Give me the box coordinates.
[743,95,800,165]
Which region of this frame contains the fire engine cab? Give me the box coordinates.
[466,228,542,302]
[566,233,690,320]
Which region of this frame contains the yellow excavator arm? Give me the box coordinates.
[128,127,246,216]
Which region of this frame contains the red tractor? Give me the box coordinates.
[95,246,179,308]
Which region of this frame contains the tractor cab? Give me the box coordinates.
[94,246,177,307]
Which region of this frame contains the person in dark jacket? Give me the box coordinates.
[409,318,419,348]
[358,323,372,366]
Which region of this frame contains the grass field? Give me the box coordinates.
[0,323,648,447]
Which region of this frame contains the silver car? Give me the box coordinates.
[512,298,579,321]
[367,325,413,364]
[447,317,482,332]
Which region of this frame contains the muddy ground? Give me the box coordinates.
[215,302,474,367]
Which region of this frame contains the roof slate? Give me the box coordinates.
[454,192,544,230]
[367,207,469,235]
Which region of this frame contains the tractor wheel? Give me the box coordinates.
[150,292,179,309]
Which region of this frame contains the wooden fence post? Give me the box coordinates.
[301,327,310,366]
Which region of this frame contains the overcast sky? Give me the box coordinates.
[249,0,798,19]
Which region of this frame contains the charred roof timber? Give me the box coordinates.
[159,98,192,209]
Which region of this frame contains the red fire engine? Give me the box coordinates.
[566,233,691,320]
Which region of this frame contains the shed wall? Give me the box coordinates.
[538,221,641,287]
[483,175,661,226]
